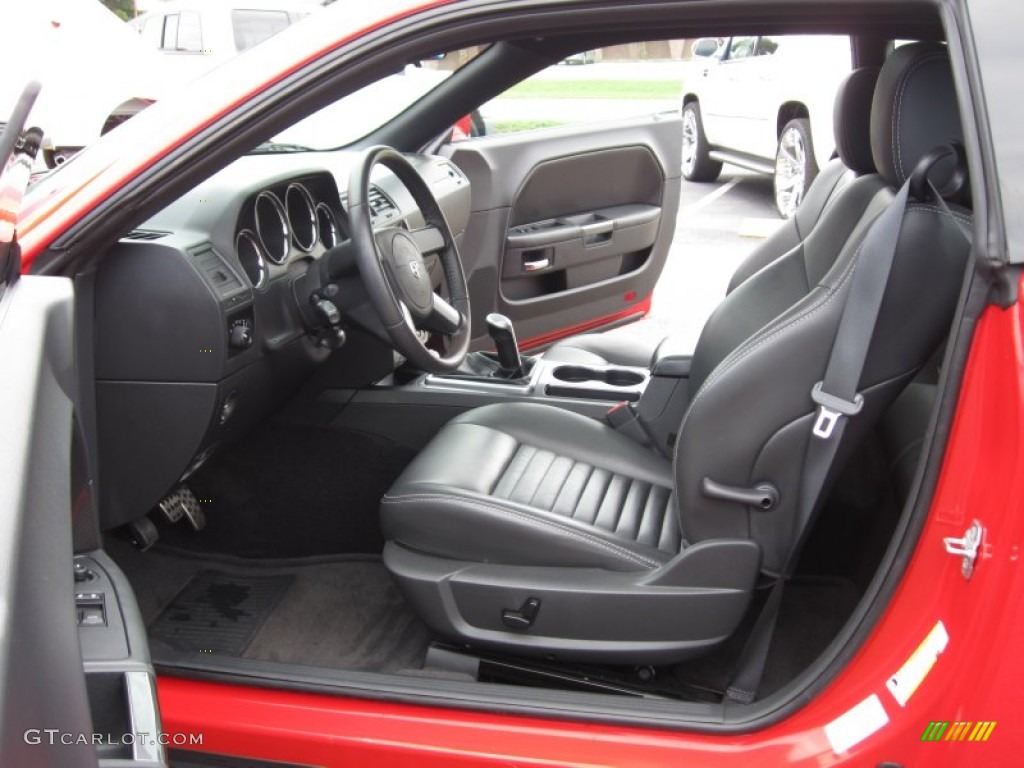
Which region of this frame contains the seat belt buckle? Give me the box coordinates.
[605,400,633,428]
[810,381,863,439]
[605,401,654,448]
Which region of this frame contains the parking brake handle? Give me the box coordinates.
[486,313,524,378]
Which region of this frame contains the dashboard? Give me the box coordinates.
[92,150,471,531]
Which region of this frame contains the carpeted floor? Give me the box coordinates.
[110,539,432,673]
[157,423,416,558]
[111,535,859,698]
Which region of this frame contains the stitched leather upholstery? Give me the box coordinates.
[493,443,681,553]
[383,402,677,572]
[834,67,881,175]
[871,44,962,187]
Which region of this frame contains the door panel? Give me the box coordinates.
[0,276,95,766]
[444,116,681,349]
[0,276,168,767]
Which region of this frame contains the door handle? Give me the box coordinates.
[581,219,613,246]
[523,257,551,272]
[580,220,614,238]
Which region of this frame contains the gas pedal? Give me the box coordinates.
[157,486,206,531]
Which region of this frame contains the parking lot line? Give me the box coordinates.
[680,177,741,216]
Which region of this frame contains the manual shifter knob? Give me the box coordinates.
[486,313,524,378]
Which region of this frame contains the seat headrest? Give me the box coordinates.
[833,67,880,175]
[871,42,963,188]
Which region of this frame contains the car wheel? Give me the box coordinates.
[774,118,818,218]
[681,102,723,182]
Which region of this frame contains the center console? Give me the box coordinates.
[422,315,695,457]
[324,315,690,455]
[434,312,650,402]
[427,354,648,401]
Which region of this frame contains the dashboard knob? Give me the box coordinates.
[229,323,254,350]
[313,297,341,326]
[73,561,94,583]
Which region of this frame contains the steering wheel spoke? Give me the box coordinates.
[422,292,463,335]
[348,147,470,372]
[409,225,446,254]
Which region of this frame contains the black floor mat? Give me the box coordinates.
[109,540,433,673]
[150,570,293,655]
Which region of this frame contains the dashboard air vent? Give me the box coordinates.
[367,186,399,221]
[123,229,170,241]
[340,186,400,223]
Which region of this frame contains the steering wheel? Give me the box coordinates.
[348,146,470,372]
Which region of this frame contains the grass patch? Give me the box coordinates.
[490,119,567,134]
[503,79,679,100]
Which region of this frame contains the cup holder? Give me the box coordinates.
[552,365,645,387]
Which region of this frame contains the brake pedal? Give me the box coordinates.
[127,515,159,551]
[157,486,206,531]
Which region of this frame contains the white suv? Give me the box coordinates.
[680,35,853,217]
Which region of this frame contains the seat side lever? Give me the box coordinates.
[702,477,779,510]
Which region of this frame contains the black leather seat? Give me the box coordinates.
[544,65,881,368]
[381,44,971,663]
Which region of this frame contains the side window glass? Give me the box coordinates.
[726,36,757,60]
[274,46,488,148]
[474,42,683,138]
[177,11,203,53]
[161,14,180,51]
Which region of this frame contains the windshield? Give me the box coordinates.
[266,49,484,150]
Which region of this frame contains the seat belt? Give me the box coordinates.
[725,179,914,704]
[725,145,972,704]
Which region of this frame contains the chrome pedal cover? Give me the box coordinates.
[157,486,206,531]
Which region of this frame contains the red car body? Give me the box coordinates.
[13,0,1024,764]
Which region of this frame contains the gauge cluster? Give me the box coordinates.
[234,173,345,288]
